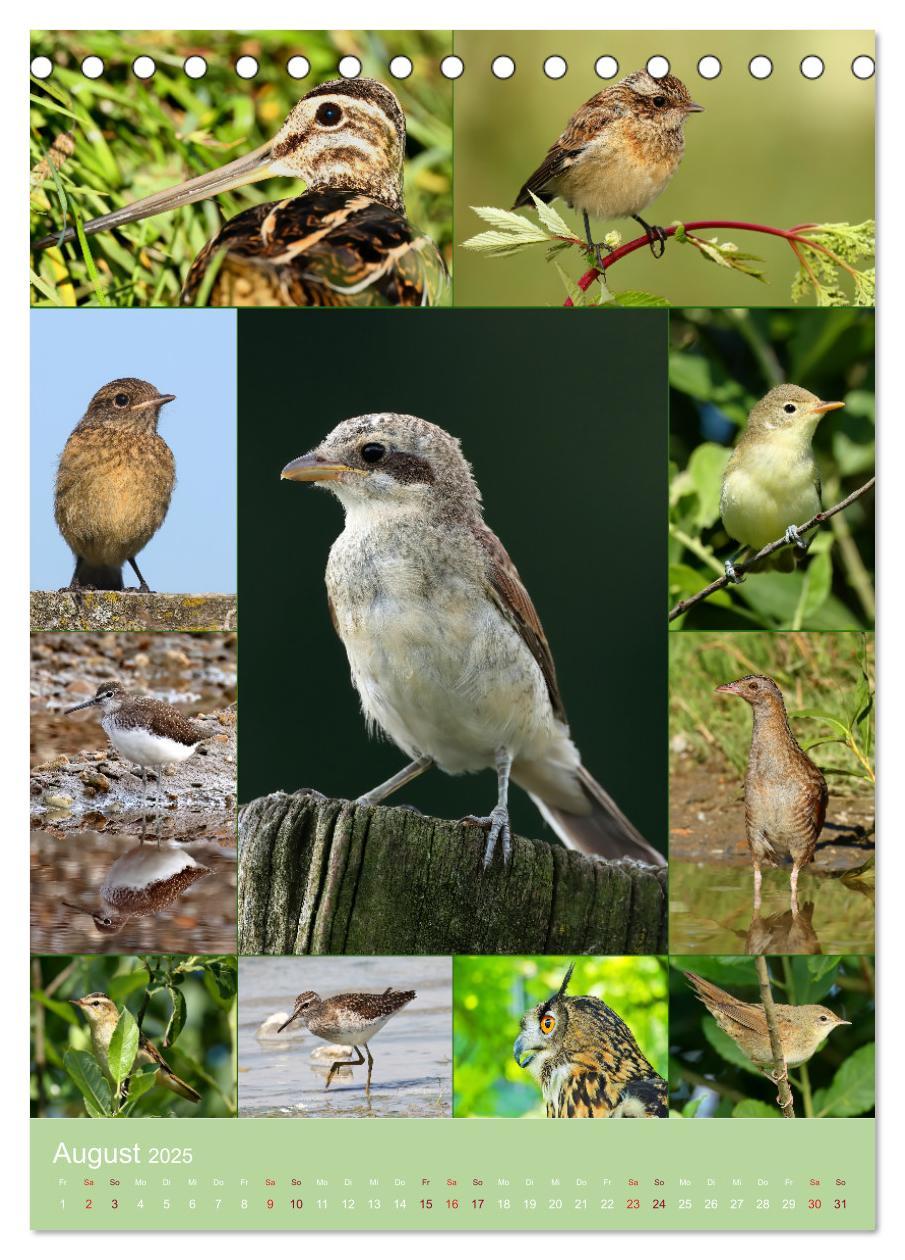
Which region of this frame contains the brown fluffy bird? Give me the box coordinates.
[716,674,828,912]
[281,412,662,868]
[513,964,667,1117]
[54,378,176,591]
[720,384,844,581]
[514,69,702,263]
[684,970,850,1070]
[34,80,446,308]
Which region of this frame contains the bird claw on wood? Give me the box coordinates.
[461,808,513,868]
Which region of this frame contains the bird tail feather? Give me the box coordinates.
[161,1068,201,1103]
[529,764,665,867]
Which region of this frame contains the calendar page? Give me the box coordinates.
[27,25,876,1234]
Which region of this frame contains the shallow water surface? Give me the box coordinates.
[239,956,452,1118]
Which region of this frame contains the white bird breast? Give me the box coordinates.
[103,720,198,768]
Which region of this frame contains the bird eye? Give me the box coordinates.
[361,442,386,464]
[748,682,758,691]
[540,1014,556,1035]
[783,403,797,414]
[819,1014,829,1022]
[653,95,667,107]
[315,102,343,127]
[113,393,130,408]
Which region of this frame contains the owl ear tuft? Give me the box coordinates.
[555,963,575,1001]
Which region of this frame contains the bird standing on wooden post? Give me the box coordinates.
[513,69,702,266]
[716,674,828,913]
[281,412,662,869]
[513,964,667,1117]
[54,378,176,592]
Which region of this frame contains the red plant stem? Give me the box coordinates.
[564,219,809,304]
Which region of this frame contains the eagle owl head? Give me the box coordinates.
[513,964,667,1118]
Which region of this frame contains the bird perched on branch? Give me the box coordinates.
[716,674,828,912]
[281,412,662,868]
[513,69,702,265]
[70,993,201,1103]
[54,378,176,592]
[33,79,447,308]
[513,964,667,1117]
[684,970,849,1073]
[719,384,844,582]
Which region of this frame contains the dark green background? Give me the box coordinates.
[237,308,667,853]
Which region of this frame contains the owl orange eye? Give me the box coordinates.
[540,1013,556,1035]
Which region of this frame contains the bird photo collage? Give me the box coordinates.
[28,28,876,1234]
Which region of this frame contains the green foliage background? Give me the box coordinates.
[453,956,668,1118]
[669,956,874,1118]
[669,307,874,630]
[30,30,452,306]
[31,954,237,1117]
[669,630,874,787]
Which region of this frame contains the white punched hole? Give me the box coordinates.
[697,55,721,79]
[852,55,875,79]
[595,56,619,79]
[286,56,310,79]
[132,56,156,80]
[800,55,825,80]
[492,55,516,79]
[338,56,362,79]
[646,55,670,79]
[440,55,464,80]
[389,55,413,79]
[236,56,258,79]
[748,55,773,79]
[184,55,207,80]
[543,55,567,80]
[31,55,52,79]
[81,56,104,80]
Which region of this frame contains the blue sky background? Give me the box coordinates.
[30,310,236,593]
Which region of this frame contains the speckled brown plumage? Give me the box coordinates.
[181,190,446,307]
[54,378,176,591]
[717,674,828,911]
[66,681,211,747]
[513,69,702,255]
[514,965,667,1118]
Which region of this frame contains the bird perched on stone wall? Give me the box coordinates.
[716,674,828,912]
[719,384,844,581]
[513,964,667,1117]
[281,412,663,868]
[33,80,447,308]
[54,378,176,592]
[513,69,702,265]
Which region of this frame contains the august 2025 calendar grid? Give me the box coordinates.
[27,25,876,1233]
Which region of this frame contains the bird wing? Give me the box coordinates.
[686,971,769,1036]
[135,699,210,746]
[513,96,619,208]
[182,191,448,308]
[472,520,566,721]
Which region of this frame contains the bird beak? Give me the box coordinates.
[715,682,740,696]
[277,1009,302,1033]
[64,697,101,714]
[281,453,363,483]
[810,400,845,417]
[62,901,93,915]
[687,102,705,113]
[131,394,177,412]
[32,139,277,252]
[69,998,85,1007]
[513,1035,534,1069]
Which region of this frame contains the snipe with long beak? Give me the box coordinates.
[32,78,448,308]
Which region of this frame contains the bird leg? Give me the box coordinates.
[632,215,668,259]
[365,1044,374,1096]
[356,756,433,807]
[752,862,763,912]
[763,1059,790,1107]
[582,211,614,271]
[790,864,801,916]
[784,524,811,553]
[724,548,747,584]
[127,557,153,594]
[325,1045,366,1090]
[462,748,513,868]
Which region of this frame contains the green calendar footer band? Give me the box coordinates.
[31,1118,875,1231]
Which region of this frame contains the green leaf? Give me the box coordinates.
[793,550,832,627]
[527,191,574,239]
[164,986,187,1046]
[107,1007,139,1087]
[608,289,670,308]
[64,1050,113,1117]
[732,1099,780,1118]
[813,1044,874,1117]
[125,1065,160,1104]
[204,959,238,1002]
[791,709,850,736]
[687,442,730,529]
